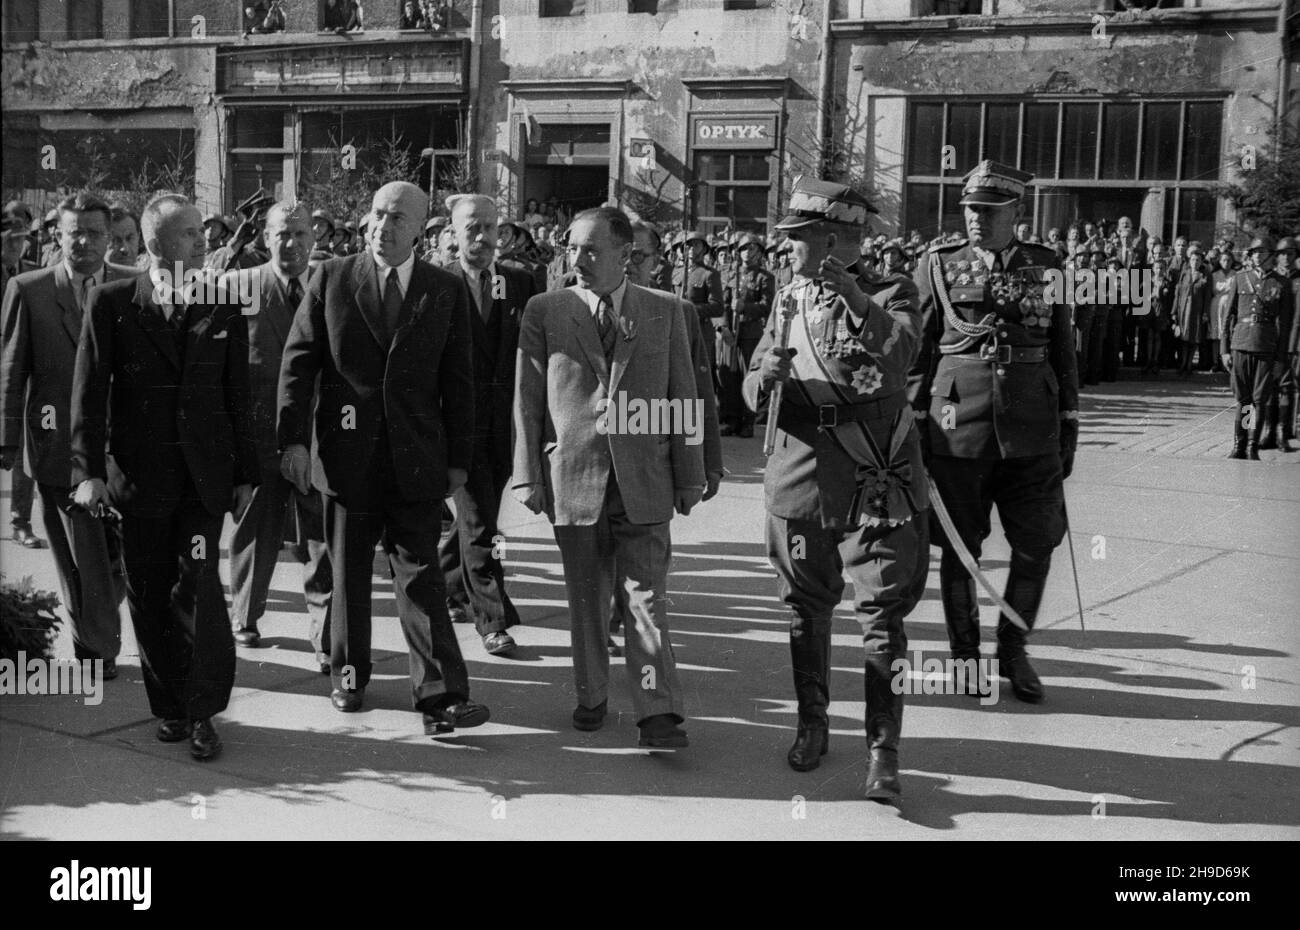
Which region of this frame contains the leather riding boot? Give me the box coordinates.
[1227,407,1247,459]
[1246,420,1262,460]
[995,550,1050,704]
[787,614,831,772]
[1258,400,1279,450]
[1279,395,1296,452]
[863,654,903,802]
[939,552,981,660]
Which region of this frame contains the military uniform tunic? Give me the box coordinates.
[1220,268,1296,410]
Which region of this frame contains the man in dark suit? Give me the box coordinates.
[278,181,490,734]
[1,206,45,550]
[220,202,332,660]
[513,207,705,748]
[438,194,532,656]
[2,193,134,676]
[71,193,260,761]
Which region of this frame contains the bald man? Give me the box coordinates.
[278,182,490,734]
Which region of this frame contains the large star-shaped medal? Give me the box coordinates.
[851,363,884,395]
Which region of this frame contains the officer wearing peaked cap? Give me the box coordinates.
[743,177,929,803]
[1220,236,1295,459]
[908,160,1078,705]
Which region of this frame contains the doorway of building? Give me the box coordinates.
[521,122,612,226]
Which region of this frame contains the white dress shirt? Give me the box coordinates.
[373,250,416,300]
[576,277,628,322]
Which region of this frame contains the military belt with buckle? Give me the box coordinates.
[782,391,908,429]
[958,343,1048,364]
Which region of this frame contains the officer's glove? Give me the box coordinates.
[1060,418,1079,481]
[758,346,797,390]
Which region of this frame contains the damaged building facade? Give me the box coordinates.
[830,0,1292,242]
[1,1,474,215]
[2,1,1294,240]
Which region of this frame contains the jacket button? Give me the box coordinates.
[996,367,1007,377]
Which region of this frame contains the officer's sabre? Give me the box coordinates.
[1062,499,1086,633]
[763,290,800,456]
[926,475,1029,631]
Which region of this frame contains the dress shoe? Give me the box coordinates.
[572,700,607,732]
[233,628,261,647]
[189,718,222,761]
[331,688,364,712]
[156,718,192,742]
[12,524,44,548]
[448,603,471,624]
[787,724,828,772]
[316,653,331,675]
[996,651,1044,703]
[483,631,517,656]
[606,636,623,658]
[638,714,688,748]
[421,699,491,734]
[864,748,901,802]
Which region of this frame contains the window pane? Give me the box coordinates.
[1182,103,1222,182]
[1060,103,1099,179]
[908,103,944,176]
[5,0,39,43]
[732,188,767,221]
[984,104,1019,167]
[1141,103,1179,180]
[945,104,981,176]
[67,0,101,39]
[1177,188,1216,244]
[698,185,730,220]
[1101,103,1138,180]
[301,111,339,149]
[904,183,940,238]
[696,153,728,181]
[1022,103,1057,178]
[130,0,171,38]
[734,154,769,181]
[229,153,285,207]
[232,110,286,149]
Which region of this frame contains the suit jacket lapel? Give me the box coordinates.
[53,264,82,347]
[608,285,640,397]
[393,261,433,344]
[351,252,389,350]
[132,274,181,371]
[570,289,609,388]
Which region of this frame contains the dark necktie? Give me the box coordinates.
[286,277,303,309]
[596,294,617,361]
[479,269,493,323]
[383,268,403,337]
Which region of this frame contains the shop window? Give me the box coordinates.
[67,0,104,39]
[1059,103,1099,180]
[1021,103,1057,179]
[1140,103,1180,180]
[944,103,981,177]
[540,0,585,17]
[693,151,770,233]
[130,0,175,38]
[3,0,39,44]
[1100,103,1139,181]
[1181,102,1223,183]
[984,104,1019,168]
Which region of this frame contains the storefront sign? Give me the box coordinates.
[692,115,777,149]
[222,42,465,94]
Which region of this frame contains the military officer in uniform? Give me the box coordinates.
[1261,237,1298,452]
[1221,236,1295,460]
[720,233,774,437]
[909,160,1078,705]
[744,178,930,802]
[673,230,724,380]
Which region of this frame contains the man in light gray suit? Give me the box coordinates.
[513,207,705,748]
[220,202,332,662]
[1,192,133,674]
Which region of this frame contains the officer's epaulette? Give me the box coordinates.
[929,239,967,253]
